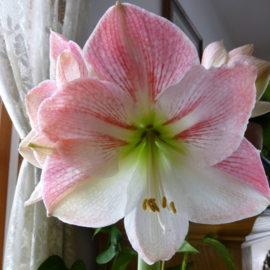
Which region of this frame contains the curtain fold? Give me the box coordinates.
[0,0,92,269]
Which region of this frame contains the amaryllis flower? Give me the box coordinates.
[20,3,270,264]
[202,40,270,117]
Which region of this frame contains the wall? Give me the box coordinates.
[178,0,235,51]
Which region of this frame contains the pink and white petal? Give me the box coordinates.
[228,44,253,58]
[56,135,128,178]
[19,130,41,168]
[251,101,270,117]
[50,30,70,80]
[228,55,270,100]
[156,63,257,167]
[42,148,140,227]
[83,3,199,101]
[39,78,138,142]
[125,205,189,264]
[201,41,228,68]
[157,141,269,224]
[24,181,43,206]
[56,50,81,86]
[213,138,269,197]
[26,80,58,131]
[68,41,88,78]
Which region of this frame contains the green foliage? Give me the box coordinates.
[166,261,194,270]
[252,80,270,157]
[38,255,86,270]
[111,247,137,270]
[200,234,235,270]
[96,245,118,264]
[71,260,86,270]
[177,241,199,254]
[95,224,137,269]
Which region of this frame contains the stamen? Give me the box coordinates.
[152,201,160,212]
[142,199,147,211]
[169,202,177,214]
[146,200,155,212]
[116,1,121,6]
[162,196,167,208]
[148,198,156,203]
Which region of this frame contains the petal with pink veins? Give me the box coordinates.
[201,41,228,69]
[56,134,128,178]
[50,31,70,80]
[228,55,270,100]
[26,80,58,131]
[157,138,270,224]
[56,50,81,86]
[83,3,199,102]
[39,78,139,142]
[228,44,253,58]
[155,63,257,167]
[43,144,143,227]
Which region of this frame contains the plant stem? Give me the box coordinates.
[138,256,160,270]
[181,253,189,270]
[161,261,165,270]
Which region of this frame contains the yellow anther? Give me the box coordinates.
[146,201,155,213]
[152,201,160,212]
[162,196,167,208]
[148,198,156,203]
[169,202,177,214]
[142,199,147,211]
[116,1,121,6]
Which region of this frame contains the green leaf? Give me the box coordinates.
[201,237,235,270]
[166,261,194,270]
[110,224,123,245]
[93,228,102,239]
[177,240,199,254]
[71,260,86,270]
[111,247,137,270]
[96,245,117,264]
[38,255,68,270]
[204,233,216,239]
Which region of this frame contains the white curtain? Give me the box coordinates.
[0,0,93,269]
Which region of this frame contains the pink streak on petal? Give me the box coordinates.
[50,31,70,80]
[56,134,128,178]
[38,78,137,142]
[83,3,199,101]
[56,50,81,86]
[214,138,270,197]
[26,80,58,131]
[158,63,257,167]
[69,41,88,78]
[42,150,89,215]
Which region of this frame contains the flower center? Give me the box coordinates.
[140,126,177,217]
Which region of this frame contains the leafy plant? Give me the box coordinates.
[94,224,137,269]
[37,255,86,270]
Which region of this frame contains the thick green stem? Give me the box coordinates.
[138,256,160,270]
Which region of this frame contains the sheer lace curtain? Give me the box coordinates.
[0,0,93,269]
